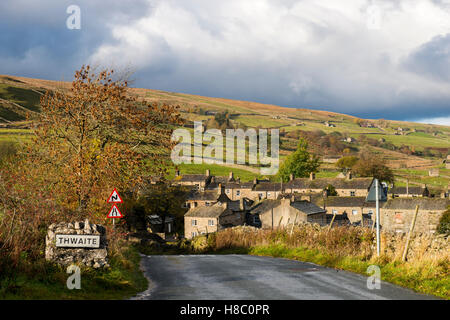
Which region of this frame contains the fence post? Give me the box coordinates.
[402,205,419,262]
[328,213,337,231]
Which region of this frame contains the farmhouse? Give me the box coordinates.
[184,187,231,208]
[380,198,449,234]
[284,172,374,197]
[388,186,430,198]
[248,196,326,228]
[172,169,212,191]
[251,182,283,200]
[184,197,253,239]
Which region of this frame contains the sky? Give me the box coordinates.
[1,0,450,124]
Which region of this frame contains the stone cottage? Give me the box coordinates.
[380,198,449,234]
[248,196,327,229]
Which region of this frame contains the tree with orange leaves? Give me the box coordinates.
[30,65,181,217]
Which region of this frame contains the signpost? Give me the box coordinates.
[107,188,123,226]
[55,234,100,248]
[375,179,381,256]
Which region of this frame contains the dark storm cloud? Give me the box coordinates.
[1,0,450,123]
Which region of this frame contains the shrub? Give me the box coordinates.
[437,208,450,235]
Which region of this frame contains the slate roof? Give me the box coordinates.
[249,200,281,215]
[383,198,449,211]
[187,190,220,201]
[290,201,326,215]
[285,177,373,190]
[249,199,325,215]
[321,196,367,207]
[185,204,226,218]
[388,186,427,195]
[254,182,283,191]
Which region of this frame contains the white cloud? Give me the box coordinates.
[3,0,450,120]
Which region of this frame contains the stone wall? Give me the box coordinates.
[45,219,109,268]
[380,231,448,262]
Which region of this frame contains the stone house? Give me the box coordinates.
[318,196,368,224]
[184,198,252,239]
[171,169,212,191]
[184,188,231,208]
[223,181,254,200]
[251,182,283,200]
[388,186,429,198]
[380,198,449,234]
[248,196,327,229]
[284,172,374,197]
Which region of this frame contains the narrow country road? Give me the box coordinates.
[132,254,436,300]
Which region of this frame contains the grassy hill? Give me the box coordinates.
[0,74,449,191]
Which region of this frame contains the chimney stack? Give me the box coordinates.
[206,169,210,177]
[406,179,409,197]
[175,169,180,177]
[309,172,316,180]
[253,177,257,185]
[289,173,294,181]
[291,195,295,203]
[239,198,244,211]
[346,171,352,180]
[229,171,234,181]
[217,183,223,195]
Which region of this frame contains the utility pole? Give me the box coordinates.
[375,178,381,256]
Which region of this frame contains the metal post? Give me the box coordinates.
[375,179,380,256]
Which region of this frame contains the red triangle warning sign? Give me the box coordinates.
[107,204,123,218]
[107,188,123,203]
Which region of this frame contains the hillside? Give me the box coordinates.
[0,74,449,192]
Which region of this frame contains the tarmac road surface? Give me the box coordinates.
[132,254,436,300]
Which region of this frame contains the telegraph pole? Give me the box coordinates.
[375,179,380,256]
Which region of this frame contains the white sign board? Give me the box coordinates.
[55,234,100,248]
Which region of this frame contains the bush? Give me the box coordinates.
[437,208,450,235]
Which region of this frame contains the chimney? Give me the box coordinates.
[206,169,210,177]
[309,172,315,180]
[406,179,409,197]
[289,173,294,181]
[291,195,295,203]
[175,169,180,177]
[239,198,244,211]
[253,177,257,184]
[236,176,241,183]
[229,171,234,181]
[217,183,223,195]
[346,171,352,180]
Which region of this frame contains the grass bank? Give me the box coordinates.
[0,245,147,300]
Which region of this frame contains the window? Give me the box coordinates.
[208,219,214,226]
[191,232,197,237]
[267,192,271,197]
[191,219,197,226]
[205,202,210,206]
[236,190,241,196]
[352,210,358,215]
[226,189,230,194]
[350,191,356,196]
